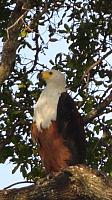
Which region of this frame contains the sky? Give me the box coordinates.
[0,162,25,189]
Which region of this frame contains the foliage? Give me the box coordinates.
[0,0,112,180]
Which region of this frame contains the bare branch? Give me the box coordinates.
[82,49,112,80]
[84,91,112,124]
[4,181,34,190]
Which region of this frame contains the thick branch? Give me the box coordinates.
[84,91,112,124]
[0,1,31,84]
[0,165,112,200]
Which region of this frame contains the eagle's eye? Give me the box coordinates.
[49,71,53,75]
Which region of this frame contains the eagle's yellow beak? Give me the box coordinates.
[41,71,53,81]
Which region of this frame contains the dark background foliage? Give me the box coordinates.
[0,0,112,181]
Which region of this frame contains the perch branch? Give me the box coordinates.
[0,165,112,200]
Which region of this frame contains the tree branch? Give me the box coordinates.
[4,181,34,190]
[0,0,32,84]
[0,165,112,200]
[82,49,112,80]
[84,91,112,124]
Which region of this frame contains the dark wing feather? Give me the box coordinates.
[56,92,86,164]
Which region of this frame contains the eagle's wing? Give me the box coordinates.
[56,92,86,164]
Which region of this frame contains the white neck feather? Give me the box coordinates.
[33,84,66,131]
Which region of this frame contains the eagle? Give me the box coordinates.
[32,69,86,173]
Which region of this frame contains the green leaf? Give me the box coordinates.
[106,119,112,126]
[20,29,28,38]
[12,164,20,174]
[64,24,70,32]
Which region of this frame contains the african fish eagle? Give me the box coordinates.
[32,69,86,173]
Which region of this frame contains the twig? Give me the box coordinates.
[82,49,112,80]
[29,2,48,30]
[4,181,35,190]
[84,91,112,124]
[7,11,27,39]
[99,83,112,103]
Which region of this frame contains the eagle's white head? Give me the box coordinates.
[41,69,66,90]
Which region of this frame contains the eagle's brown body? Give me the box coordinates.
[32,121,71,172]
